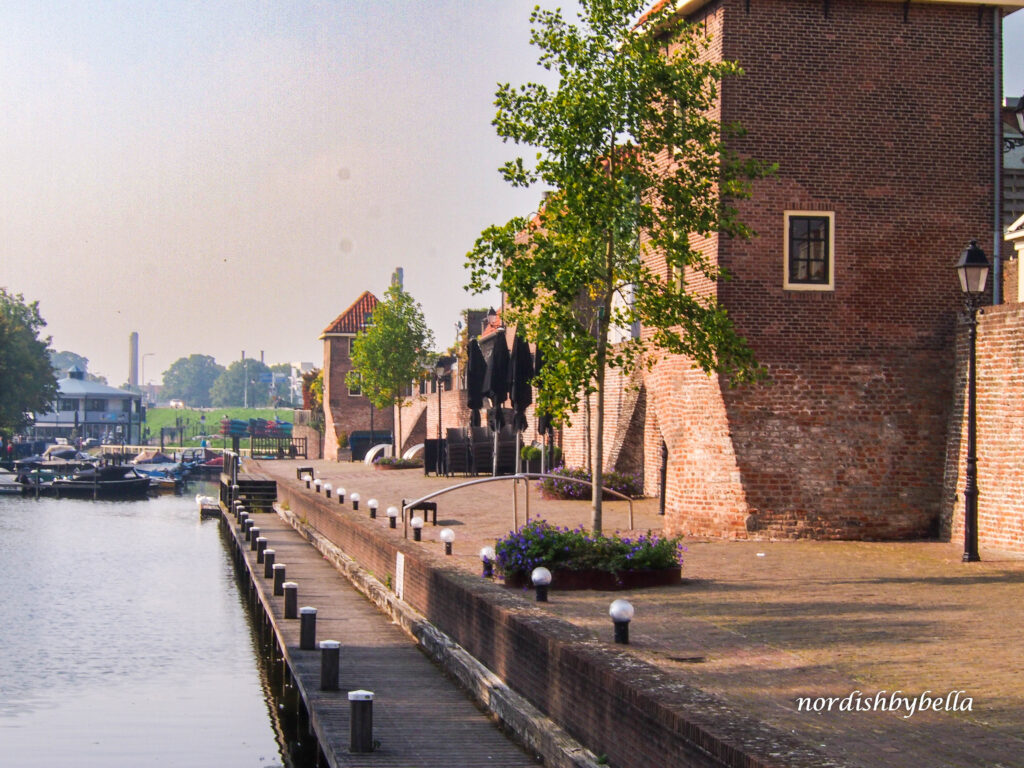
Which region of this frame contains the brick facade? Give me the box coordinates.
[943,303,1024,554]
[626,0,997,540]
[320,292,395,461]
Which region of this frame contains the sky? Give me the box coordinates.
[1,2,1023,386]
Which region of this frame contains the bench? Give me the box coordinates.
[402,498,438,526]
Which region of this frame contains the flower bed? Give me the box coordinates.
[373,457,423,470]
[494,519,683,590]
[538,466,642,500]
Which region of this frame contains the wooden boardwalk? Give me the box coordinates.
[222,506,540,768]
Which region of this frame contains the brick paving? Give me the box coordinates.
[258,459,1024,768]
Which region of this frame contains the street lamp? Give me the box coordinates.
[955,240,990,563]
[435,356,448,476]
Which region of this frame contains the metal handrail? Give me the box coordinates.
[401,472,634,537]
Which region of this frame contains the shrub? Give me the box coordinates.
[520,444,541,461]
[337,430,349,449]
[539,465,643,500]
[494,519,683,578]
[373,456,422,468]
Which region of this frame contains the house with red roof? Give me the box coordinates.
[319,291,394,461]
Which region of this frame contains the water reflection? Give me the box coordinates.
[0,486,291,767]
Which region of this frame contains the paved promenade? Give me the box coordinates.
[256,459,1024,768]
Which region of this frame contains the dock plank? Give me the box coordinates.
[225,508,539,768]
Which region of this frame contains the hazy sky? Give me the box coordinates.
[2,2,1023,385]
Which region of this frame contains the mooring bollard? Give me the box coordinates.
[250,528,261,551]
[238,511,249,530]
[348,690,374,753]
[256,537,268,563]
[283,582,298,618]
[273,563,286,595]
[320,640,340,691]
[300,607,317,649]
[243,519,254,540]
[263,549,275,577]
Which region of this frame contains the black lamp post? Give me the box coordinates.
[955,240,990,563]
[435,357,447,476]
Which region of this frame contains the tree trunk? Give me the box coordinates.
[395,402,402,457]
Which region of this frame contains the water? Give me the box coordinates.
[0,486,289,767]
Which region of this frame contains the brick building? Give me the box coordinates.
[319,291,394,461]
[634,0,1013,540]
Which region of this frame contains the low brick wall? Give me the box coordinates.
[277,480,834,768]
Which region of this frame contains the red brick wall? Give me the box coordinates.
[631,0,995,539]
[943,304,1024,553]
[323,336,394,460]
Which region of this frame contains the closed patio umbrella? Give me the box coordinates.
[465,338,486,428]
[482,333,509,432]
[508,333,534,473]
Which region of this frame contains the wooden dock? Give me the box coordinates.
[221,504,539,768]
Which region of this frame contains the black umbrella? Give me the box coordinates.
[482,333,509,431]
[465,338,486,428]
[508,332,534,433]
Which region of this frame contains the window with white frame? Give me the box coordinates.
[784,211,834,291]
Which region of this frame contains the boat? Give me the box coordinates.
[0,468,22,495]
[49,464,151,499]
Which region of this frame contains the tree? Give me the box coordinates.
[347,283,434,452]
[210,359,273,407]
[50,349,107,384]
[466,0,769,532]
[162,354,225,407]
[0,289,57,435]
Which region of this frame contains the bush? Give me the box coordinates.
[539,465,643,500]
[373,456,422,468]
[520,444,541,461]
[494,519,683,578]
[337,430,349,449]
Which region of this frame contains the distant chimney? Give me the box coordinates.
[391,267,404,289]
[129,332,139,387]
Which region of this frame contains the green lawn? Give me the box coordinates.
[144,407,293,445]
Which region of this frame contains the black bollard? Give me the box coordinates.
[320,640,340,690]
[348,691,374,752]
[256,537,268,563]
[244,519,254,540]
[283,582,298,618]
[250,528,261,551]
[614,620,630,644]
[238,511,249,530]
[300,607,317,649]
[263,549,275,577]
[273,563,286,595]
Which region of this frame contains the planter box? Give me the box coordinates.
[373,462,422,471]
[503,566,682,591]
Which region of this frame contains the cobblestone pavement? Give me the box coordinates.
[259,459,1024,768]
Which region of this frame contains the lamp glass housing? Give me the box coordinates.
[480,545,496,562]
[368,498,378,508]
[350,492,360,502]
[439,528,455,543]
[955,240,990,295]
[386,506,399,518]
[531,566,552,586]
[609,599,635,622]
[410,516,424,529]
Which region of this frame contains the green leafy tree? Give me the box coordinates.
[50,350,107,384]
[466,0,769,532]
[162,354,225,407]
[0,289,57,435]
[210,359,273,408]
[347,284,434,451]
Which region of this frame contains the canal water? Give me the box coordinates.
[0,485,292,767]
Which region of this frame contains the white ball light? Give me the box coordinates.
[410,516,424,529]
[609,599,635,622]
[531,566,552,586]
[479,545,496,562]
[439,528,455,543]
[386,506,399,518]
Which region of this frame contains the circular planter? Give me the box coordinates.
[503,566,681,591]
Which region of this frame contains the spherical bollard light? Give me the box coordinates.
[439,527,455,555]
[351,492,360,511]
[531,566,552,602]
[411,516,424,542]
[368,498,378,519]
[337,486,346,504]
[324,482,332,499]
[480,546,496,578]
[609,599,634,644]
[314,478,323,493]
[386,506,399,529]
